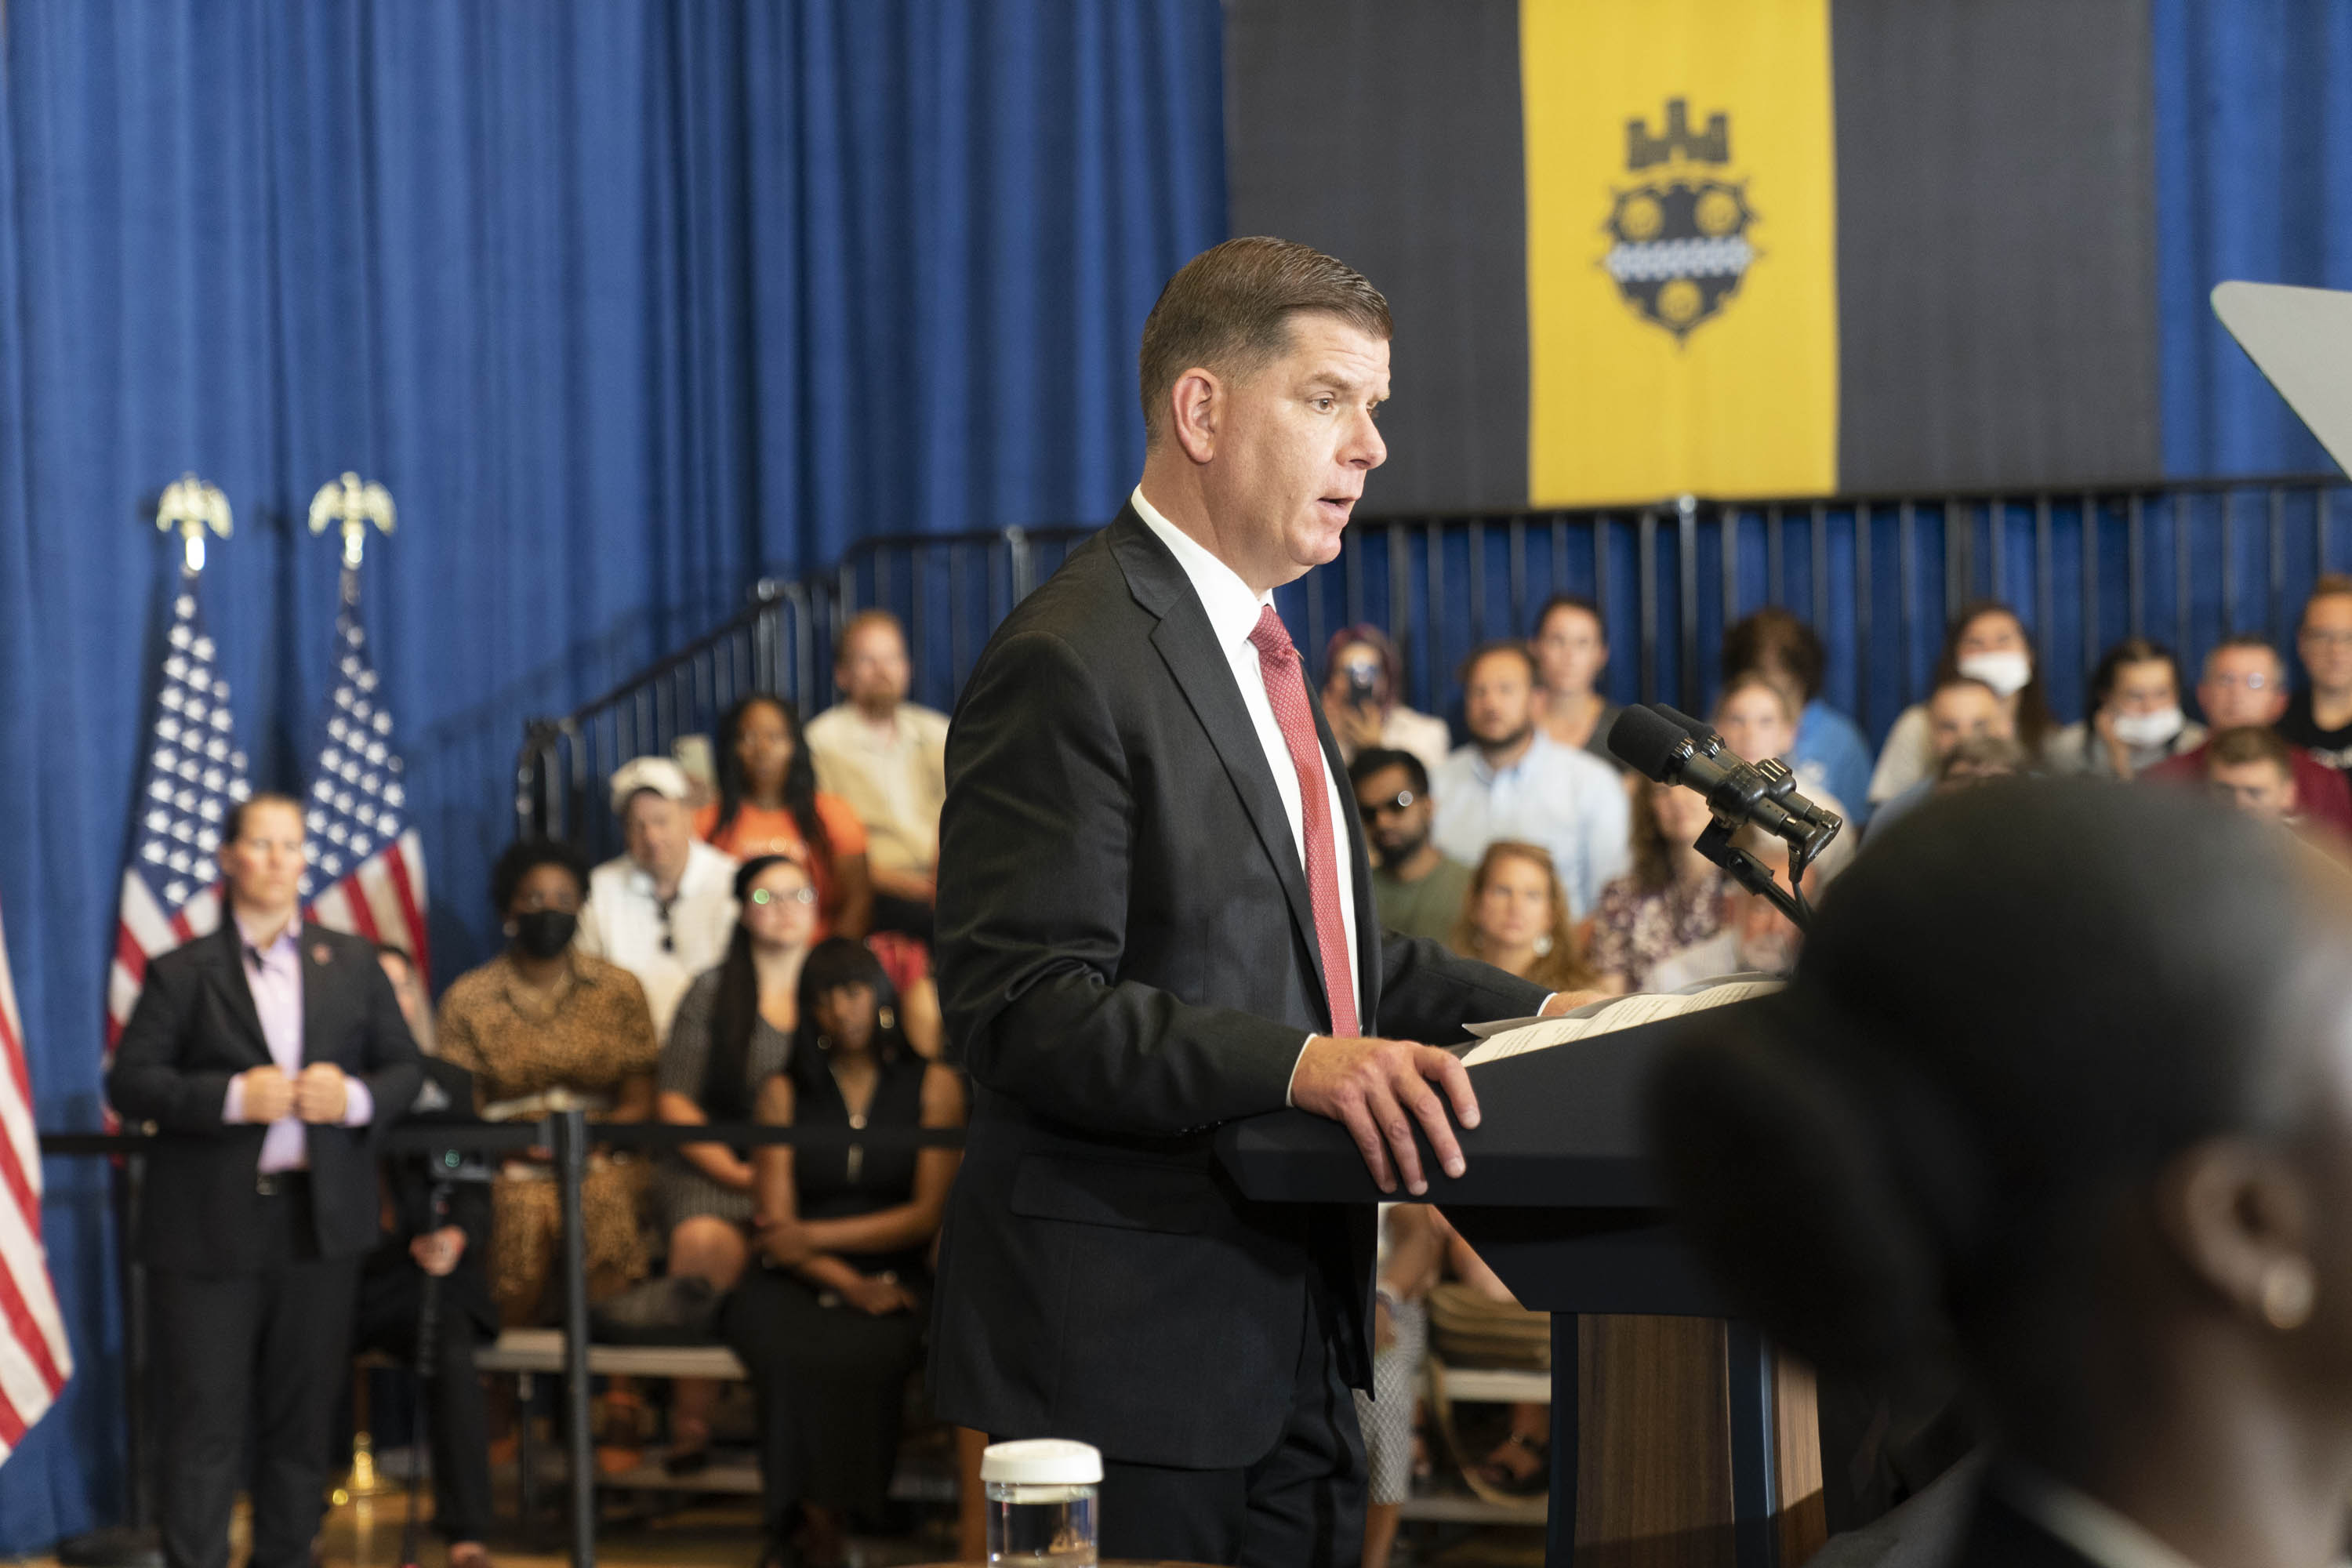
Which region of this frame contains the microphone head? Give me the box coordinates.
[1653,703,1719,742]
[1607,704,1695,782]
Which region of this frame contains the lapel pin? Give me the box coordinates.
[311,943,333,967]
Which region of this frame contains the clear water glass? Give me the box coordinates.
[985,1479,1098,1565]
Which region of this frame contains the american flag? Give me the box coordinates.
[299,582,429,979]
[106,576,254,1051]
[0,896,72,1464]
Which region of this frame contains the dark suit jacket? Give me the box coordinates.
[108,921,422,1272]
[929,504,1548,1469]
[365,1056,496,1338]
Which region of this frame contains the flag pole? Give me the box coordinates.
[53,481,230,1568]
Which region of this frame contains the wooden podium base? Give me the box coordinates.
[1548,1315,1826,1568]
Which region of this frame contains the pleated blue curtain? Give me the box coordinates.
[0,0,1225,1544]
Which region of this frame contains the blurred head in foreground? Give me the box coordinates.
[1650,780,2352,1561]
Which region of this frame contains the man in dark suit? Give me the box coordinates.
[109,793,421,1568]
[931,238,1570,1566]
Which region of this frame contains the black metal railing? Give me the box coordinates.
[518,473,2352,855]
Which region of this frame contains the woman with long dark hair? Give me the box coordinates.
[1868,601,2057,805]
[1652,781,2352,1566]
[695,694,873,938]
[724,938,967,1568]
[648,854,817,1468]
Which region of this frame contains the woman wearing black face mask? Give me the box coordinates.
[436,839,662,1457]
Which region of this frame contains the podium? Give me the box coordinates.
[1215,1007,1823,1568]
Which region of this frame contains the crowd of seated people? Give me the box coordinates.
[348,575,2352,1563]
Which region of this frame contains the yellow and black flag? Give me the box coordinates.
[1226,0,2159,510]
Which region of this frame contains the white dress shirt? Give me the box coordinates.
[575,839,740,1041]
[1428,731,1631,918]
[1133,487,1362,1089]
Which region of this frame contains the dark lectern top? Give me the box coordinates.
[1213,1000,1774,1317]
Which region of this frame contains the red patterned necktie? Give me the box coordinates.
[1247,605,1359,1038]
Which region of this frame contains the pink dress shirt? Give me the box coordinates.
[220,916,376,1171]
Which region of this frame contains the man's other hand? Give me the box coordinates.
[1290,1036,1479,1196]
[234,1065,295,1123]
[292,1062,350,1123]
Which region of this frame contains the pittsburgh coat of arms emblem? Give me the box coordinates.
[1602,98,1757,342]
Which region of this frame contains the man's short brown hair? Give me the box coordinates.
[2207,724,2295,777]
[1137,238,1392,443]
[833,608,906,662]
[225,791,304,844]
[2303,574,2352,628]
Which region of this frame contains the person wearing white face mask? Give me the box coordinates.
[1868,601,2059,804]
[2051,638,2205,778]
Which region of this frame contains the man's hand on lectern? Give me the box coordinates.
[1290,1036,1479,1197]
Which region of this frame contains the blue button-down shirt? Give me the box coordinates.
[1428,732,1631,917]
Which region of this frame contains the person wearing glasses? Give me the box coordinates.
[1348,748,1471,945]
[577,757,740,1043]
[2144,634,2352,839]
[2282,576,2352,771]
[647,854,818,1469]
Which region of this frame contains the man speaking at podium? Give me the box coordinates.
[932,238,1564,1566]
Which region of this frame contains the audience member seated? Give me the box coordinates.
[724,938,967,1568]
[1936,734,2031,792]
[575,757,739,1042]
[699,694,873,940]
[354,944,495,1568]
[650,855,816,1472]
[2281,575,2352,770]
[1652,782,2352,1568]
[1868,677,2015,837]
[1870,601,2056,805]
[1447,840,1599,993]
[1359,1202,1446,1568]
[1713,673,1854,880]
[2143,634,2352,837]
[1530,593,1625,771]
[1319,623,1451,779]
[1431,641,1629,917]
[804,611,949,942]
[2205,724,2310,830]
[1348,746,1472,946]
[1645,829,1811,990]
[435,840,659,1460]
[1723,605,1874,819]
[2049,637,2204,778]
[1587,779,1730,995]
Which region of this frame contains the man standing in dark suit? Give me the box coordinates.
[110,793,421,1568]
[931,238,1570,1566]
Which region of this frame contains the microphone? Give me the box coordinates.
[1606,704,1844,860]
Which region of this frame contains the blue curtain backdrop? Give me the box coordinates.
[0,0,1224,1544]
[2156,0,2352,476]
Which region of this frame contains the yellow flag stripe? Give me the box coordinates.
[1523,0,1838,506]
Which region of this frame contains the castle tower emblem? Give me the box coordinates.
[1602,98,1758,342]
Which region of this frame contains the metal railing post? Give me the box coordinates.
[551,1104,597,1568]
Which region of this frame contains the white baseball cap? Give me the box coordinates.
[608,757,692,815]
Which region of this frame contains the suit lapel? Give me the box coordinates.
[202,921,270,1062]
[1112,514,1334,1027]
[299,925,345,1067]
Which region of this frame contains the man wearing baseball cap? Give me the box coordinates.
[575,757,740,1039]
